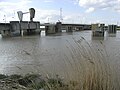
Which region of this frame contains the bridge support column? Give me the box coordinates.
[68,26,73,32]
[45,25,56,35]
[21,30,24,36]
[108,25,117,34]
[1,30,11,37]
[66,26,68,32]
[55,22,62,33]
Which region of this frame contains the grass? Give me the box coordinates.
[0,36,120,90]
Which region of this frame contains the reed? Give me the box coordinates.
[0,36,120,90]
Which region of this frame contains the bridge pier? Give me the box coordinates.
[10,21,40,36]
[107,25,117,37]
[55,22,62,32]
[108,25,117,34]
[45,25,56,35]
[92,24,104,37]
[66,26,73,32]
[0,23,11,37]
[1,30,11,37]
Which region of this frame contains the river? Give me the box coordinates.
[0,30,120,88]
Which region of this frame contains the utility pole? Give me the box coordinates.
[117,21,119,25]
[48,18,49,23]
[60,8,63,23]
[3,15,6,23]
[12,10,15,19]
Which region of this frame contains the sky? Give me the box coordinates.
[0,0,120,25]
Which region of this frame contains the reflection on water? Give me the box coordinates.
[0,31,120,88]
[92,37,104,40]
[107,34,116,37]
[0,31,119,74]
[41,30,45,36]
[62,30,66,33]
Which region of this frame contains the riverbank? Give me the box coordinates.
[0,31,120,89]
[0,74,68,90]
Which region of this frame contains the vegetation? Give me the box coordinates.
[0,37,120,90]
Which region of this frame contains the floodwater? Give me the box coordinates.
[0,31,120,87]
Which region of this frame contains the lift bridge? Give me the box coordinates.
[0,22,118,37]
[0,21,91,37]
[40,23,91,35]
[0,8,41,37]
[0,8,119,37]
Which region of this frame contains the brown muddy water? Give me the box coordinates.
[0,31,120,89]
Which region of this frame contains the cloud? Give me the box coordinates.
[0,0,60,23]
[0,0,32,22]
[0,0,79,24]
[44,0,54,3]
[1,0,116,24]
[85,7,95,13]
[62,14,87,24]
[34,9,60,23]
[77,0,120,12]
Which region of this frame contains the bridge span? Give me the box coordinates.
[1,21,118,37]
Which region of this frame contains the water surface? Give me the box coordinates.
[0,31,120,84]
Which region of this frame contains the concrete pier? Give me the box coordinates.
[45,24,56,35]
[92,24,104,37]
[108,25,117,34]
[0,21,40,37]
[0,23,11,37]
[55,22,62,32]
[66,26,73,32]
